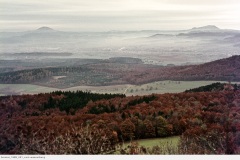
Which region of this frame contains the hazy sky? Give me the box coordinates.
[1,0,240,31]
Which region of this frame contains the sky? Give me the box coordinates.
[0,0,240,31]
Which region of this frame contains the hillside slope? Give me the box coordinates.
[169,55,240,81]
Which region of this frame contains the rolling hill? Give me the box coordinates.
[0,55,239,88]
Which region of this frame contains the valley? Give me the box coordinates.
[1,25,240,66]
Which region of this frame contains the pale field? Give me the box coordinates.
[0,84,56,96]
[123,136,180,148]
[115,136,180,154]
[0,80,239,96]
[124,80,239,96]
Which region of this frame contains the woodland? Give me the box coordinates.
[0,83,240,154]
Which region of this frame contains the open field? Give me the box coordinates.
[118,136,180,154]
[1,80,238,96]
[123,136,180,148]
[0,84,56,96]
[67,80,235,96]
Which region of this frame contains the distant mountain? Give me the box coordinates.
[146,25,239,39]
[190,25,220,31]
[33,26,58,33]
[176,25,240,38]
[0,26,113,44]
[36,26,55,31]
[0,27,73,44]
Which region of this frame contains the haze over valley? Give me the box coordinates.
[1,25,240,66]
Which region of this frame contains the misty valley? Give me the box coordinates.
[1,25,240,66]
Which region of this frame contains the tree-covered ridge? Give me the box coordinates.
[0,87,240,154]
[0,55,239,87]
[185,82,240,92]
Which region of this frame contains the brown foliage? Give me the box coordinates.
[1,89,240,154]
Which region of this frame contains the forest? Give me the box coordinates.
[0,83,240,154]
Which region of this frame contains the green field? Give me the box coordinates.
[0,80,237,96]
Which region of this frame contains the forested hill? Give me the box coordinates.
[0,55,239,87]
[176,55,240,81]
[185,82,240,92]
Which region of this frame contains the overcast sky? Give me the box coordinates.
[0,0,240,31]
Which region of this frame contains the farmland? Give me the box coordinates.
[0,80,233,96]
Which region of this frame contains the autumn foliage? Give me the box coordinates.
[0,85,240,154]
